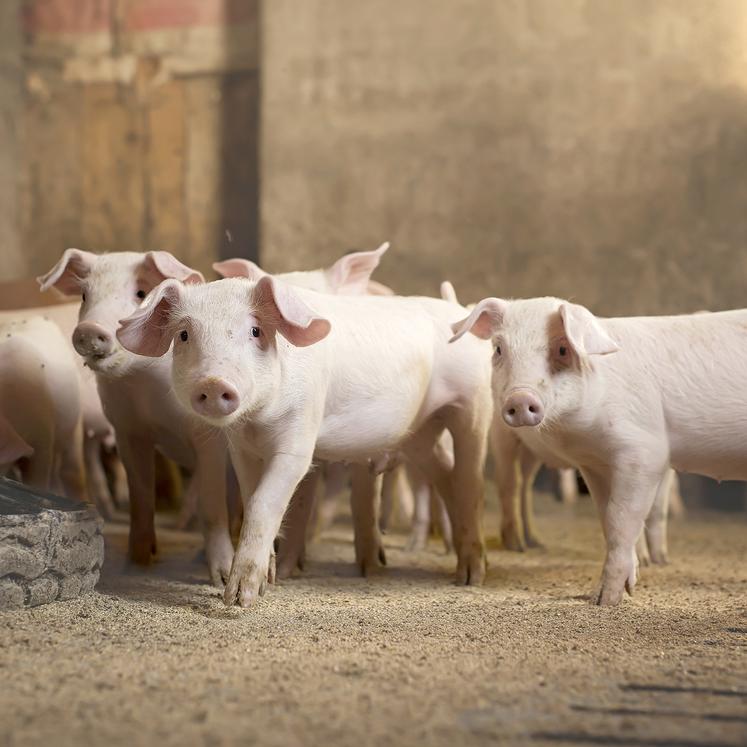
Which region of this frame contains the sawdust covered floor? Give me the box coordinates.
[1,492,746,747]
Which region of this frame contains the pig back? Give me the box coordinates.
[602,310,747,481]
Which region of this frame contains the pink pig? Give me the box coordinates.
[117,277,493,606]
[451,296,747,605]
[0,316,84,496]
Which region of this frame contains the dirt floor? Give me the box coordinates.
[1,491,746,747]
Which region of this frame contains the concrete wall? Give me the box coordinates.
[262,0,747,316]
[2,0,259,283]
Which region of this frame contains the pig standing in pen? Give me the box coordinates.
[451,296,747,604]
[117,276,493,607]
[0,317,85,497]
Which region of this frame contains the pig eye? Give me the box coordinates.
[180,330,188,342]
[136,290,146,299]
[82,293,86,302]
[251,326,261,338]
[495,344,501,356]
[559,345,567,357]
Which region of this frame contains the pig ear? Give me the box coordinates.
[141,251,204,286]
[116,280,184,357]
[450,298,507,342]
[213,258,267,281]
[253,275,331,347]
[325,242,390,294]
[559,303,619,356]
[440,281,458,304]
[37,248,97,295]
[0,416,33,464]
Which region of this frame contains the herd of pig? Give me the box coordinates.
[0,243,741,608]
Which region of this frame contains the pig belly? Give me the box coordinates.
[315,407,416,463]
[670,442,747,483]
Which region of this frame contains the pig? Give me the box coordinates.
[213,242,393,296]
[38,249,237,582]
[0,317,85,496]
[117,277,493,606]
[0,303,126,518]
[450,296,747,605]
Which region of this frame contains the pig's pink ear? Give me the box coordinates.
[37,248,97,295]
[0,416,33,464]
[116,280,184,357]
[213,258,267,281]
[325,242,390,295]
[141,251,204,286]
[559,303,619,357]
[253,275,331,347]
[450,298,507,342]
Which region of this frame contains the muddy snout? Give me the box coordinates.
[502,389,545,428]
[190,377,240,419]
[73,322,115,360]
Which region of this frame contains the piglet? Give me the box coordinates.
[118,277,493,606]
[451,296,747,605]
[0,317,84,497]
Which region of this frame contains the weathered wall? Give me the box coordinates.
[262,0,747,316]
[3,0,259,283]
[0,1,23,278]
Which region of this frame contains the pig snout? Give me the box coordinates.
[190,378,240,418]
[73,322,115,359]
[502,389,544,428]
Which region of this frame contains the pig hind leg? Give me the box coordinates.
[277,468,321,579]
[349,463,386,576]
[643,469,672,565]
[84,434,115,519]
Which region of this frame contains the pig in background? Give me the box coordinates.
[0,303,127,518]
[117,273,493,607]
[0,316,85,498]
[451,295,747,604]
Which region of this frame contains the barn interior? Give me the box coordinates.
[1,2,746,746]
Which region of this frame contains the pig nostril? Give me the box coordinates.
[508,408,516,416]
[221,392,233,401]
[97,335,106,343]
[199,394,207,402]
[529,405,536,413]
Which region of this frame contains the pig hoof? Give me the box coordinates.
[405,528,428,552]
[206,533,235,588]
[650,552,669,566]
[275,554,301,581]
[357,544,386,577]
[223,559,267,607]
[456,546,486,586]
[523,532,545,550]
[128,536,157,566]
[501,525,526,553]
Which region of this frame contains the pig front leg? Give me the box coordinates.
[83,434,116,520]
[117,433,157,565]
[491,423,525,551]
[225,449,314,608]
[193,440,234,588]
[276,468,320,579]
[519,446,543,548]
[558,468,579,504]
[593,462,666,606]
[350,463,386,576]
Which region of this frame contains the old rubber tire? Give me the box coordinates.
[0,478,104,610]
